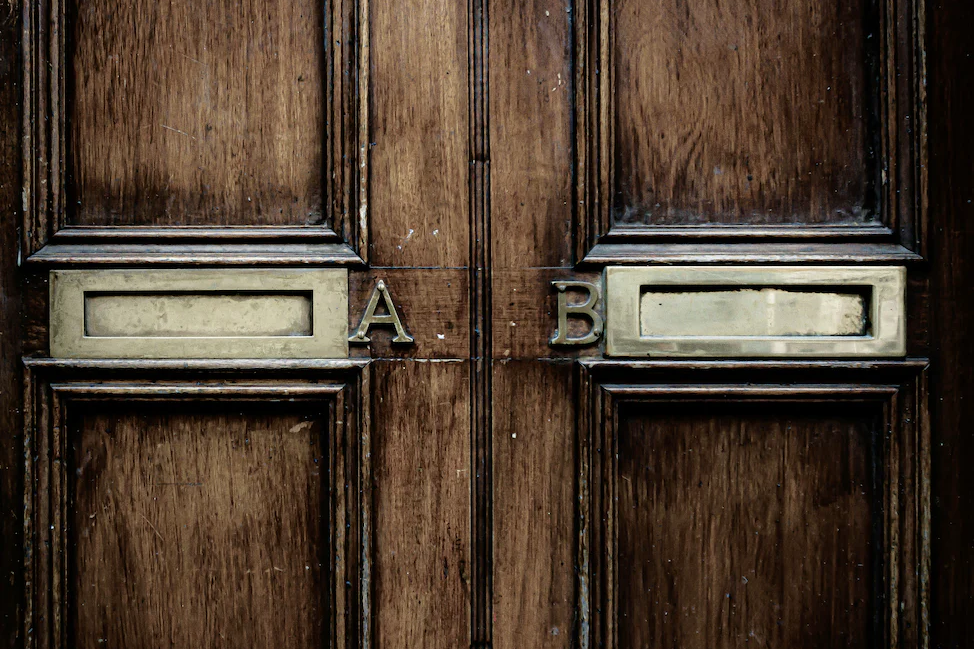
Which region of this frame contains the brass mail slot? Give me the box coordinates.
[605,266,906,358]
[50,269,348,359]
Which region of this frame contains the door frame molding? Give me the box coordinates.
[21,358,373,649]
[571,0,928,261]
[575,359,931,649]
[21,0,371,265]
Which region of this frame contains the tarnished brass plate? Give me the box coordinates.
[51,269,348,359]
[605,266,906,358]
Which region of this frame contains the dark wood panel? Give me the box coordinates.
[489,0,572,268]
[71,405,326,648]
[23,372,370,649]
[492,361,575,649]
[616,403,877,648]
[581,242,921,265]
[0,8,23,646]
[68,0,325,226]
[928,0,974,641]
[369,0,468,267]
[610,0,874,227]
[492,269,601,359]
[25,243,362,267]
[371,361,471,648]
[907,271,931,357]
[349,269,469,359]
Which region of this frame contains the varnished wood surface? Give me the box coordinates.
[492,362,576,649]
[369,0,469,267]
[489,0,573,268]
[611,0,872,226]
[492,269,601,359]
[576,374,928,649]
[617,403,876,647]
[349,269,469,359]
[68,0,325,226]
[928,0,974,642]
[1,0,970,646]
[25,242,362,266]
[0,7,23,648]
[23,372,370,649]
[370,361,471,649]
[582,242,923,265]
[71,406,326,647]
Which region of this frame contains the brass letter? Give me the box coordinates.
[549,280,603,346]
[350,280,415,344]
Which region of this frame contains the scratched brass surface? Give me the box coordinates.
[605,266,906,358]
[51,269,348,358]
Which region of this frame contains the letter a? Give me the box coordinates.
[350,280,415,344]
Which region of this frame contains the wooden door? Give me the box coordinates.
[0,0,971,647]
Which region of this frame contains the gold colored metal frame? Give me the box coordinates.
[605,265,906,358]
[50,268,348,359]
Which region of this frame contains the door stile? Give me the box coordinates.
[469,0,493,639]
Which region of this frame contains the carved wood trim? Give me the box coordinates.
[21,0,370,264]
[22,359,373,649]
[24,243,365,267]
[571,0,928,261]
[579,242,924,267]
[575,361,930,649]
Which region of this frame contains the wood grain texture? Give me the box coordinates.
[349,269,469,359]
[25,242,362,266]
[489,0,573,268]
[21,371,371,649]
[491,361,575,649]
[71,405,327,648]
[581,242,921,265]
[611,0,874,226]
[492,269,601,359]
[371,361,471,649]
[576,371,929,649]
[617,403,876,647]
[68,0,325,226]
[0,6,23,646]
[369,0,468,267]
[928,0,974,642]
[1,0,964,644]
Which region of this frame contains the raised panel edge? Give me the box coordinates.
[571,0,928,260]
[21,361,373,649]
[573,362,930,649]
[21,0,370,263]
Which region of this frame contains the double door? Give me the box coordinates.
[2,0,962,646]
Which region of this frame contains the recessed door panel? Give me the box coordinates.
[612,0,875,226]
[71,405,326,648]
[617,403,876,647]
[68,0,326,226]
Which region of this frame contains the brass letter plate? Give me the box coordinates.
[605,266,906,358]
[50,269,348,359]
